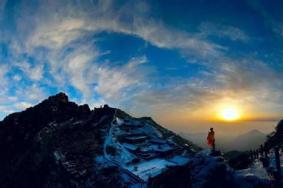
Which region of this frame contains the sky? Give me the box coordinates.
[0,0,283,135]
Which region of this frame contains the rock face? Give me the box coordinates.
[0,93,198,188]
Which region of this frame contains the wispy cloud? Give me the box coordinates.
[23,0,224,59]
[93,56,149,100]
[8,0,224,106]
[29,18,86,49]
[15,61,44,81]
[0,64,9,88]
[199,22,249,42]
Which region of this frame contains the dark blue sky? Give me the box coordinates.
[0,0,283,133]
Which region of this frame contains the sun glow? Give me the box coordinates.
[218,106,241,121]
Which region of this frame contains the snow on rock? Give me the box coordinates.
[123,143,138,151]
[191,150,270,187]
[189,149,236,188]
[168,155,190,165]
[147,143,173,152]
[116,117,124,126]
[95,156,114,169]
[127,159,173,181]
[102,111,194,182]
[236,160,270,181]
[125,155,190,181]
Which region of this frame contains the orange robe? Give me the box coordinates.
[207,131,215,147]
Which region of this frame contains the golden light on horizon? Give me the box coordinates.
[218,106,241,121]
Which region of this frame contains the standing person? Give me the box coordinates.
[207,128,215,151]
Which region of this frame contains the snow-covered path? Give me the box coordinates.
[103,109,116,162]
[102,109,147,186]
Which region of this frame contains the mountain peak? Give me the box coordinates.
[246,129,264,135]
[47,92,69,103]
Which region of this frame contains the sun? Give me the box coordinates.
[218,107,241,121]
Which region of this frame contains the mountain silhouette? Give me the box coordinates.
[0,93,198,188]
[227,129,266,151]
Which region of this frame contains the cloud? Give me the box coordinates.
[125,57,283,122]
[21,84,47,101]
[128,79,218,116]
[12,75,21,81]
[199,22,249,42]
[0,95,17,105]
[29,19,86,49]
[38,37,149,103]
[8,0,225,107]
[15,61,44,81]
[0,106,14,114]
[0,83,46,118]
[14,102,33,110]
[127,56,148,68]
[213,58,283,109]
[0,64,9,89]
[273,23,283,37]
[22,0,223,59]
[215,59,282,92]
[0,100,33,118]
[92,57,148,100]
[61,45,98,98]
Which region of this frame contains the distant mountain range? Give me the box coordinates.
[180,129,266,152]
[228,129,266,151]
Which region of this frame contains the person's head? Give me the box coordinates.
[210,128,213,131]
